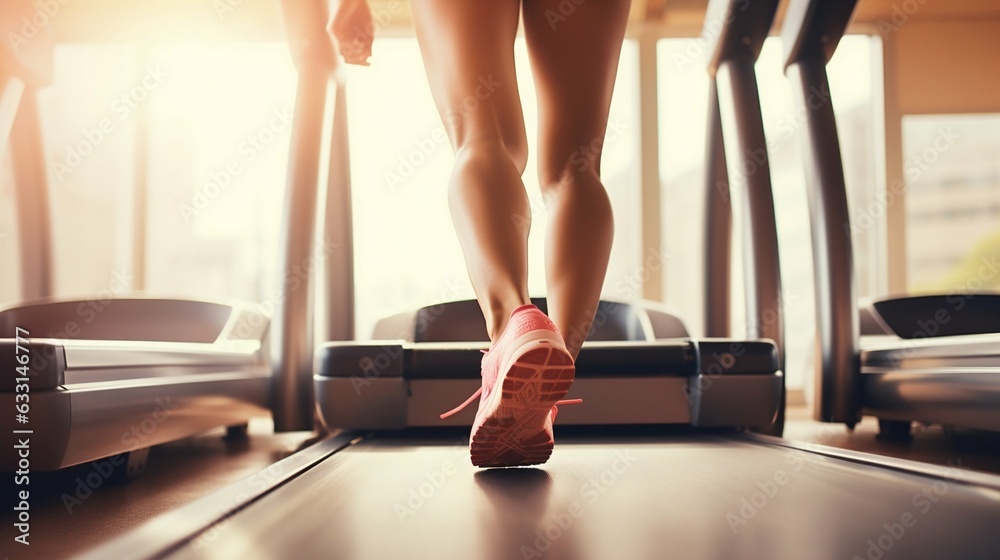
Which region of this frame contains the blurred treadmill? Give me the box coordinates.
[0,1,270,471]
[783,0,1000,437]
[71,2,1000,559]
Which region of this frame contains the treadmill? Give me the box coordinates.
[0,299,272,472]
[782,0,1000,437]
[312,0,785,436]
[0,1,273,472]
[316,297,781,431]
[69,1,1000,559]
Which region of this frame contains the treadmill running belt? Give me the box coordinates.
[160,435,1000,560]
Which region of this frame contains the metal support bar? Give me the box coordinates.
[131,55,150,291]
[638,30,663,301]
[10,89,54,300]
[781,0,861,426]
[273,0,336,431]
[702,0,784,434]
[319,74,355,342]
[881,36,907,293]
[715,57,785,434]
[703,80,731,338]
[272,70,329,431]
[787,60,860,425]
[0,74,24,156]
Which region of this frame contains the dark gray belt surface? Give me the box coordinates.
[162,434,1000,560]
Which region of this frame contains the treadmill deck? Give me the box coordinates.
[142,433,1000,560]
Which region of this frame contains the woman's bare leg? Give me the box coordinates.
[523,0,632,358]
[411,0,530,341]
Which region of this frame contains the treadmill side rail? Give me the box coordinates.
[689,373,783,429]
[315,376,408,429]
[0,338,65,390]
[863,370,1000,432]
[689,339,782,429]
[0,368,271,470]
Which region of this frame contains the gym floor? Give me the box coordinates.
[3,409,998,560]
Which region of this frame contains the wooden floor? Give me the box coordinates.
[1,419,315,560]
[2,409,999,559]
[784,407,1000,475]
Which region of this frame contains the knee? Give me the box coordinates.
[505,136,529,176]
[454,136,527,175]
[537,157,602,198]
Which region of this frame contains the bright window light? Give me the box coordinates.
[347,38,641,337]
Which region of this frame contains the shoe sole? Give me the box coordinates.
[470,341,575,468]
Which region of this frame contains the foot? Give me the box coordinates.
[440,304,579,468]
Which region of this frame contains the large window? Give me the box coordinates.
[142,44,295,301]
[0,43,296,307]
[904,114,1000,293]
[656,35,879,389]
[38,45,140,300]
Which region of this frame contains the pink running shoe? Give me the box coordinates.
[440,304,580,468]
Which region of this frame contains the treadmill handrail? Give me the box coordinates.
[271,0,342,431]
[702,0,780,77]
[780,0,861,424]
[0,0,55,87]
[780,0,857,70]
[703,80,732,338]
[704,0,786,434]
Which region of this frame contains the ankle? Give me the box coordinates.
[485,297,531,341]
